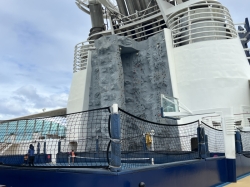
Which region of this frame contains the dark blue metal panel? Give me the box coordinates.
[0,157,228,187]
[226,159,236,182]
[236,154,250,178]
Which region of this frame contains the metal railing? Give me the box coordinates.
[113,5,160,27]
[166,1,237,47]
[73,41,95,73]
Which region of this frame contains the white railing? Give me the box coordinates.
[234,113,250,128]
[73,40,95,73]
[113,5,160,27]
[202,113,250,130]
[202,115,222,130]
[114,14,165,41]
[166,1,237,47]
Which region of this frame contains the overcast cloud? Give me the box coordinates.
[0,0,249,120]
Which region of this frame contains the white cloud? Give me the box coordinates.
[0,0,91,119]
[0,85,68,119]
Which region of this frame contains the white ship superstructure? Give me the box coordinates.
[68,0,250,127]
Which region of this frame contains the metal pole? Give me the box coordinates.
[110,104,121,172]
[150,130,155,165]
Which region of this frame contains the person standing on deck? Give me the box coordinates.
[28,144,35,166]
[71,150,75,164]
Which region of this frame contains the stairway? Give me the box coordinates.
[0,135,15,155]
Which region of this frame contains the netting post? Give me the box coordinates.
[235,131,243,154]
[43,142,46,154]
[37,142,40,154]
[58,141,61,153]
[205,135,209,157]
[197,126,207,159]
[110,104,121,172]
[96,136,100,154]
[150,130,155,165]
[222,116,236,182]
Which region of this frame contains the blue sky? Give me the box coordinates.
[0,0,249,120]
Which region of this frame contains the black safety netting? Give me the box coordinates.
[240,130,250,157]
[200,122,225,154]
[118,109,199,169]
[0,107,111,168]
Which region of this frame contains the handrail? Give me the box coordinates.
[114,17,164,34]
[173,34,235,46]
[168,14,234,31]
[172,25,236,37]
[166,1,236,47]
[173,30,237,41]
[171,20,235,32]
[168,4,230,24]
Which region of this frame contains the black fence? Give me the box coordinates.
[240,130,250,157]
[0,107,227,170]
[201,122,225,154]
[0,107,111,168]
[118,109,199,169]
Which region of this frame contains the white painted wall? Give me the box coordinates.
[67,51,92,114]
[164,29,179,99]
[172,38,250,121]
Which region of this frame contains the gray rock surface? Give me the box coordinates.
[86,31,181,152]
[89,31,174,124]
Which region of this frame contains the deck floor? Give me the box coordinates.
[225,175,250,187]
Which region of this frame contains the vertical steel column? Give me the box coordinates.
[116,0,128,16]
[110,104,121,172]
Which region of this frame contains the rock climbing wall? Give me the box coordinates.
[86,32,180,151]
[89,36,125,110]
[89,31,174,123]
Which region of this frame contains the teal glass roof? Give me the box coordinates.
[0,119,66,143]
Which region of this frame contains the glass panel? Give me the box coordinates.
[50,123,59,135]
[0,123,8,142]
[7,121,17,135]
[58,125,66,137]
[161,95,180,113]
[34,120,44,133]
[42,121,52,136]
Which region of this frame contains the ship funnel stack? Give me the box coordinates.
[88,0,105,40]
[75,0,105,40]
